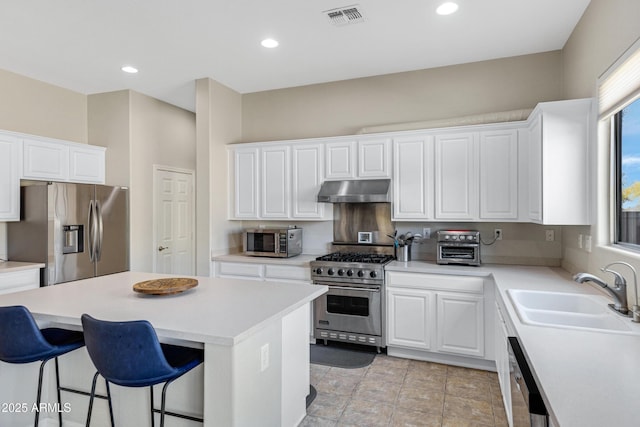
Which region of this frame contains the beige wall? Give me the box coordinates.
[88,90,196,273]
[0,68,87,143]
[561,0,640,275]
[196,78,243,276]
[88,91,131,187]
[0,69,87,261]
[241,51,563,142]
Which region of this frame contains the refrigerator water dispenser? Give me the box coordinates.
[63,225,84,254]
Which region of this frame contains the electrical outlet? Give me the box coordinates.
[545,230,555,241]
[422,227,431,239]
[260,343,269,372]
[585,235,592,253]
[494,229,502,240]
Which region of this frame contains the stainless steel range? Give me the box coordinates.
[311,252,394,351]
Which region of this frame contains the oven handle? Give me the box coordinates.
[327,285,381,293]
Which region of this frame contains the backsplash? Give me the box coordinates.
[0,223,6,260]
[238,220,562,266]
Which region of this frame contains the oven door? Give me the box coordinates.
[314,283,381,337]
[437,243,480,265]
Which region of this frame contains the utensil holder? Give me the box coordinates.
[397,244,410,262]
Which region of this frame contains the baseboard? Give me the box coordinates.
[386,346,497,371]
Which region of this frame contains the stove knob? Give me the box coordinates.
[346,269,354,277]
[370,271,378,279]
[315,268,323,275]
[452,235,458,240]
[337,269,345,276]
[357,270,365,278]
[328,268,335,276]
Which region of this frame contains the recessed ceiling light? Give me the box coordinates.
[436,2,459,15]
[261,38,279,49]
[121,65,138,74]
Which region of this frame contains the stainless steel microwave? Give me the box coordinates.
[243,228,303,258]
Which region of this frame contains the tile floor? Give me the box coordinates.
[301,354,508,427]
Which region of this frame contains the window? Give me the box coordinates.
[615,97,640,247]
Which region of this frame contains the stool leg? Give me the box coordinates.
[55,357,63,427]
[149,386,155,427]
[35,359,49,427]
[86,371,100,427]
[105,379,115,427]
[159,378,177,427]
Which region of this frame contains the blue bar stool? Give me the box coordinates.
[81,314,204,427]
[0,305,85,427]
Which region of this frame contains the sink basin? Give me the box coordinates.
[507,289,633,333]
[509,290,607,315]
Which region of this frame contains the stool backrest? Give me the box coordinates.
[81,314,175,386]
[0,305,53,363]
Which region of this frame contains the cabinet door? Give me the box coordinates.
[291,143,325,219]
[386,287,433,350]
[479,130,518,219]
[0,134,20,221]
[495,303,512,425]
[233,147,259,218]
[358,138,391,178]
[22,138,69,181]
[260,145,290,218]
[435,133,478,220]
[214,261,263,280]
[392,135,434,220]
[69,145,106,184]
[436,292,484,357]
[325,141,356,180]
[527,114,543,222]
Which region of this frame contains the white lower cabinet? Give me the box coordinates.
[0,269,40,295]
[436,292,484,357]
[495,300,514,427]
[386,271,485,359]
[387,287,433,350]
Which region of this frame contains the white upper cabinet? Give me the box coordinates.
[358,137,392,178]
[291,143,325,219]
[260,145,290,218]
[230,142,328,220]
[435,132,478,220]
[22,136,106,184]
[325,140,356,180]
[479,129,519,219]
[232,147,259,219]
[527,99,593,225]
[0,134,20,221]
[69,145,106,184]
[22,137,70,181]
[392,134,434,220]
[325,138,392,180]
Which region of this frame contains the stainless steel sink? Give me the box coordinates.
[508,289,633,333]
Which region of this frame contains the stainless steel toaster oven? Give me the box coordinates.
[436,230,480,266]
[243,228,302,258]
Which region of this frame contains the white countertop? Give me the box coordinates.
[387,261,640,427]
[212,253,318,267]
[0,261,45,273]
[0,271,327,347]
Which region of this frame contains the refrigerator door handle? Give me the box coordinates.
[95,200,104,262]
[88,200,95,262]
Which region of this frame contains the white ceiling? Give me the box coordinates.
[0,0,591,112]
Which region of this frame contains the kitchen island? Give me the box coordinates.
[0,271,327,427]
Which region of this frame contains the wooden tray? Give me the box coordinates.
[133,278,198,295]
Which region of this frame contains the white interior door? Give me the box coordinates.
[153,166,195,275]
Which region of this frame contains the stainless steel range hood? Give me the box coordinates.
[317,179,391,203]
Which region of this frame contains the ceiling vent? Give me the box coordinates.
[324,5,364,26]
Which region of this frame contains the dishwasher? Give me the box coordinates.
[508,337,548,427]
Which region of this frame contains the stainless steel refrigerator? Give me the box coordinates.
[8,182,129,286]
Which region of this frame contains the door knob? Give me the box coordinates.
[158,246,169,252]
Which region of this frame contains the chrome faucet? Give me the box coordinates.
[573,268,630,316]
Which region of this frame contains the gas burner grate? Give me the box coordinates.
[315,252,394,264]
